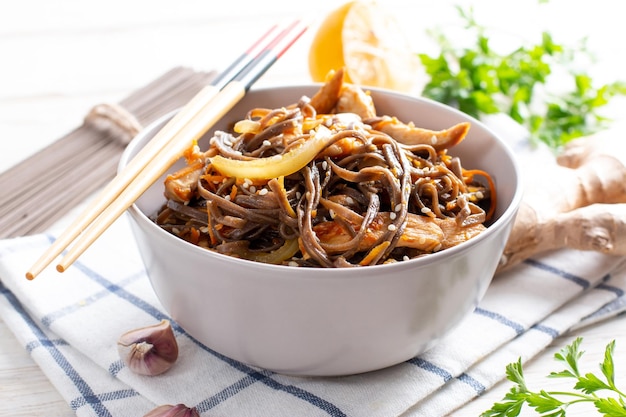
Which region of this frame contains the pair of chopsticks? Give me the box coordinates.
[26,19,308,280]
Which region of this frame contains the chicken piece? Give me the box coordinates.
[370,116,470,151]
[394,213,445,251]
[308,68,345,114]
[433,217,486,249]
[163,161,203,203]
[313,212,444,253]
[335,83,377,119]
[313,210,488,256]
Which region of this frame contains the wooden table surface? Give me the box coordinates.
[1,1,625,416]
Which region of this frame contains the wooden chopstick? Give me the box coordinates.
[26,19,307,279]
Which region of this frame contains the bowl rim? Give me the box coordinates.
[121,84,524,277]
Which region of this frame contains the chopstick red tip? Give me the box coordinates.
[274,21,308,59]
[245,24,281,55]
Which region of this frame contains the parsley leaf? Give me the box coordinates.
[594,398,626,417]
[481,337,626,416]
[417,4,626,151]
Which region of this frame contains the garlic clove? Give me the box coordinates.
[143,404,200,417]
[117,319,179,376]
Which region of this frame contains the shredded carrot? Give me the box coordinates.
[189,227,200,245]
[463,169,497,221]
[198,174,226,193]
[182,140,200,164]
[202,174,226,184]
[229,184,238,201]
[359,241,391,266]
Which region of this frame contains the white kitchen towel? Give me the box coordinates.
[1,212,625,417]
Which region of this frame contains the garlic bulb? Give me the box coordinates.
[117,319,179,376]
[143,404,200,417]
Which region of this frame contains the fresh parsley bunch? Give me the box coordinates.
[417,5,626,151]
[481,337,626,416]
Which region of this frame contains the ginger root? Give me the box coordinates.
[498,125,626,272]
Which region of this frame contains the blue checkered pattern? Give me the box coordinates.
[1,214,625,417]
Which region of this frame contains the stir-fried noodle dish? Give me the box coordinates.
[154,68,496,267]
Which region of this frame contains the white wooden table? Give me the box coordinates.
[1,1,625,415]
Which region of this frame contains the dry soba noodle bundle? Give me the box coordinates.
[154,69,496,267]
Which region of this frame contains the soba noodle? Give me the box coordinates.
[153,71,495,267]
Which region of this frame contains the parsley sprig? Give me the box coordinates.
[417,5,626,151]
[481,337,626,416]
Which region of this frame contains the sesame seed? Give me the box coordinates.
[403,255,410,262]
[430,135,437,145]
[224,195,231,201]
[262,140,271,147]
[390,212,397,220]
[258,188,268,196]
[322,160,328,170]
[288,261,299,267]
[433,244,442,252]
[421,207,432,214]
[329,209,336,219]
[476,191,484,199]
[249,186,257,193]
[394,203,403,212]
[346,196,354,205]
[388,224,397,231]
[242,182,249,189]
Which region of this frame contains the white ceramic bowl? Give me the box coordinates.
[120,85,522,376]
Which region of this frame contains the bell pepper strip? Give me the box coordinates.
[209,125,334,180]
[241,238,300,264]
[268,176,297,218]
